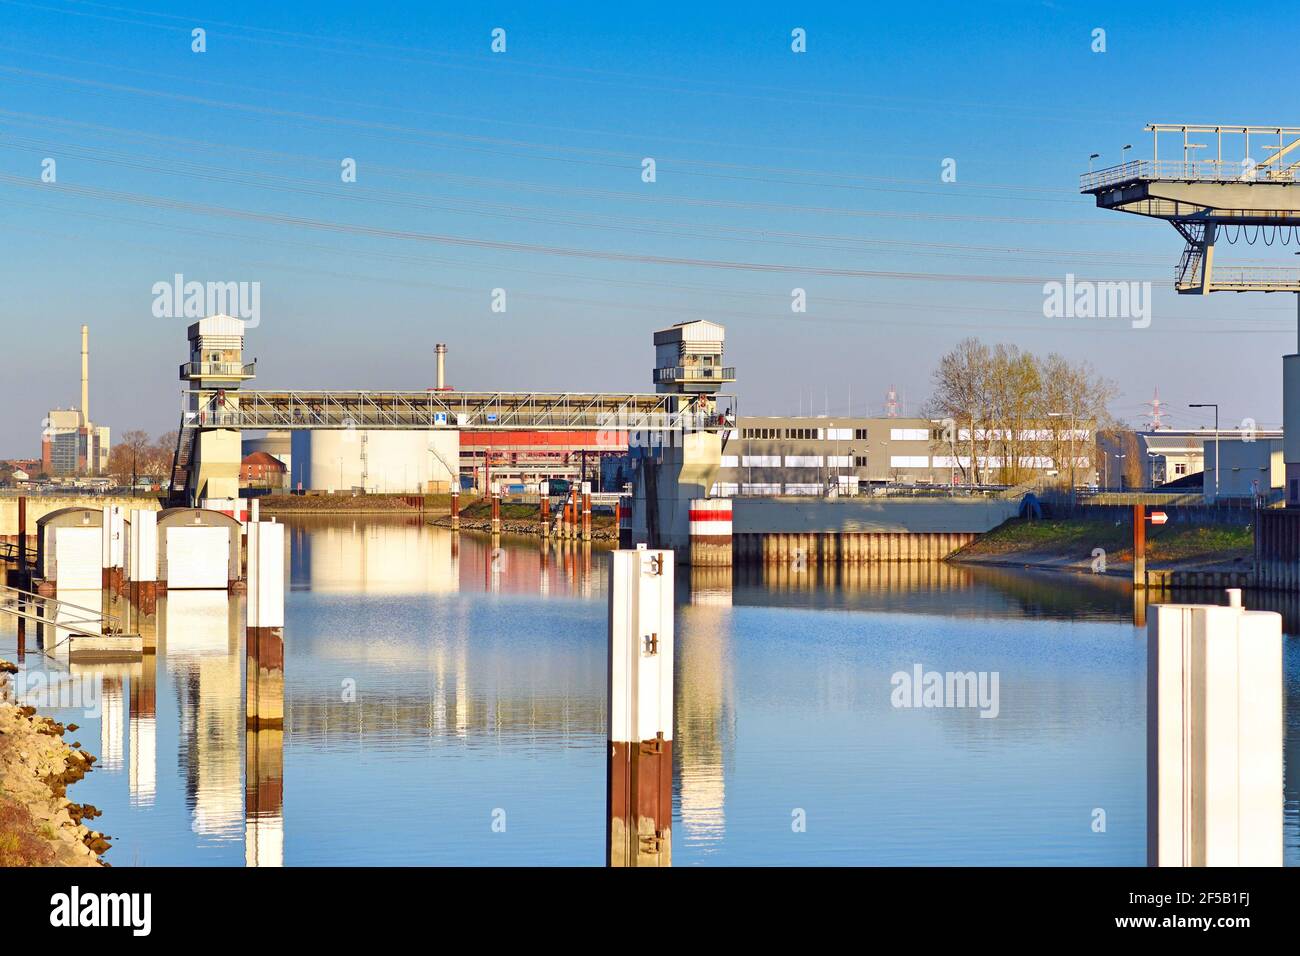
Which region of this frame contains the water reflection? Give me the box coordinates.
[162,591,243,840]
[676,577,735,854]
[0,516,1295,866]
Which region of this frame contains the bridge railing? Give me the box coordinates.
[1081,158,1299,192]
[182,390,736,432]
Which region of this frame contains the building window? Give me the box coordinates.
[782,427,823,440]
[890,455,930,468]
[826,428,852,441]
[741,483,781,496]
[720,455,739,468]
[741,455,781,468]
[854,428,869,440]
[784,455,823,467]
[890,428,930,442]
[826,455,852,467]
[855,456,870,467]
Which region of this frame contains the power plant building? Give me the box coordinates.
[41,325,110,476]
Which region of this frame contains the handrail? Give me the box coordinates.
[1081,158,1298,192]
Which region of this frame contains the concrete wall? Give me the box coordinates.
[630,431,722,551]
[193,429,243,501]
[0,495,162,537]
[731,496,1020,534]
[1203,438,1282,501]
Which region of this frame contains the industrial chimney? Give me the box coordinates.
[435,343,447,391]
[80,324,89,425]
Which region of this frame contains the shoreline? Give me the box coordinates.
[428,514,619,540]
[0,662,109,867]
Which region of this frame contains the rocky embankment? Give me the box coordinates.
[0,661,109,867]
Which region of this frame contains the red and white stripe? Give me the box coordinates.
[689,498,733,537]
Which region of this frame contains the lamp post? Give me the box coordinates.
[1110,453,1126,491]
[1089,152,1100,173]
[1189,403,1219,500]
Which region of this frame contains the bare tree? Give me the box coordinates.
[926,340,1115,488]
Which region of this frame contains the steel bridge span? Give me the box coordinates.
[183,389,736,432]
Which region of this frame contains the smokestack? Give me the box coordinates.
[435,343,447,391]
[80,324,89,425]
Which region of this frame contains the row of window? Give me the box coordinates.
[736,426,1094,443]
[737,426,933,442]
[711,477,862,497]
[721,454,1092,471]
[728,455,882,468]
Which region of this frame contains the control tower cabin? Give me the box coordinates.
[652,320,734,404]
[1081,124,1300,505]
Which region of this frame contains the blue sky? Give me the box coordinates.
[1,0,1296,455]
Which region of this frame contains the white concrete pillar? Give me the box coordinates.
[128,510,157,583]
[1148,599,1283,866]
[246,521,285,629]
[101,505,125,593]
[607,547,674,866]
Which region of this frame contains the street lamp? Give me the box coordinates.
[1089,152,1100,173]
[1108,452,1126,491]
[1189,403,1219,500]
[1122,143,1133,164]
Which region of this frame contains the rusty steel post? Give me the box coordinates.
[491,485,501,536]
[17,494,27,574]
[1133,503,1147,590]
[540,485,551,537]
[15,496,26,658]
[581,482,592,542]
[607,548,674,867]
[450,487,460,532]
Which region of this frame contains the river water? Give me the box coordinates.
[3,515,1297,866]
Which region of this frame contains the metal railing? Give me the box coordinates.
[181,389,736,433]
[1081,159,1299,192]
[652,366,736,384]
[1174,264,1300,292]
[179,361,257,378]
[0,584,137,641]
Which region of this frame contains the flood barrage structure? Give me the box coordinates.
[168,317,737,560]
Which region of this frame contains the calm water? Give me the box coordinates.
[3,515,1297,866]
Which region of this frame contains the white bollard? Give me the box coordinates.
[101,505,125,588]
[246,521,285,630]
[1148,598,1283,866]
[607,546,674,866]
[128,510,157,584]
